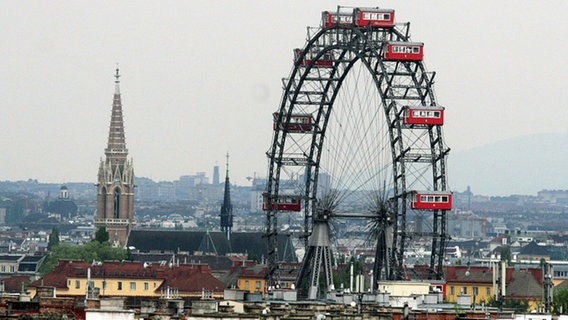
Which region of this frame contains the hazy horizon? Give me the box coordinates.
[2,1,567,195]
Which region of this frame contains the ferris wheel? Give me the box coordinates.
[265,7,451,299]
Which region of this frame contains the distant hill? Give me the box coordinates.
[448,132,568,196]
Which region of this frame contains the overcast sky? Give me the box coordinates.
[1,1,567,193]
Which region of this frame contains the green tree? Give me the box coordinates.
[94,226,109,243]
[39,241,130,275]
[247,251,260,263]
[552,287,568,314]
[47,227,60,250]
[487,296,529,312]
[500,246,512,264]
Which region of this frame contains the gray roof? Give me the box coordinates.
[127,230,297,262]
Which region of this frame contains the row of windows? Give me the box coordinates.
[392,46,421,54]
[275,197,301,204]
[290,117,312,124]
[449,286,490,296]
[72,280,155,291]
[419,195,450,203]
[332,15,353,23]
[277,116,312,125]
[555,271,568,278]
[0,266,15,273]
[244,280,262,290]
[411,110,441,118]
[362,13,391,21]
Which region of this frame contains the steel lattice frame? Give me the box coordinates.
[266,21,449,295]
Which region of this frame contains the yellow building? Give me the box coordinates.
[445,267,494,305]
[27,260,225,299]
[445,265,544,311]
[235,265,267,296]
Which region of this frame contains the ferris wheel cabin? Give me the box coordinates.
[294,48,334,67]
[353,8,395,28]
[273,112,314,132]
[321,11,354,27]
[383,41,424,61]
[410,191,452,210]
[403,106,444,125]
[262,192,302,212]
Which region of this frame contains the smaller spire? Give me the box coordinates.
[114,64,121,94]
[225,152,230,177]
[220,151,233,238]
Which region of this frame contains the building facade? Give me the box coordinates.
[95,68,135,247]
[27,260,225,300]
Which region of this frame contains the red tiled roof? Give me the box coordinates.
[158,265,225,293]
[507,269,543,298]
[445,266,494,284]
[490,234,509,244]
[237,265,268,278]
[28,260,226,293]
[2,275,33,293]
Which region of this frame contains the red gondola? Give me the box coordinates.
[402,106,444,125]
[262,193,302,212]
[353,8,395,28]
[383,41,424,61]
[321,11,353,27]
[410,191,452,210]
[294,49,334,67]
[273,112,314,133]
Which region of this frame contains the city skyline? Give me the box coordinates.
[1,1,567,194]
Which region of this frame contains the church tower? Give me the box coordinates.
[219,153,233,240]
[95,68,135,247]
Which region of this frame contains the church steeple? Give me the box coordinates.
[95,67,135,247]
[220,152,233,240]
[105,67,128,162]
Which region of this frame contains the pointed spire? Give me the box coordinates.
[220,152,233,239]
[105,66,128,160]
[114,65,121,95]
[225,152,230,178]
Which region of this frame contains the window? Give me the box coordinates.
[75,280,81,289]
[473,287,478,295]
[9,266,14,273]
[130,282,136,290]
[256,281,261,290]
[102,281,106,289]
[144,282,149,291]
[1,266,5,272]
[486,288,491,296]
[245,280,249,290]
[450,286,454,295]
[462,287,467,294]
[117,282,122,290]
